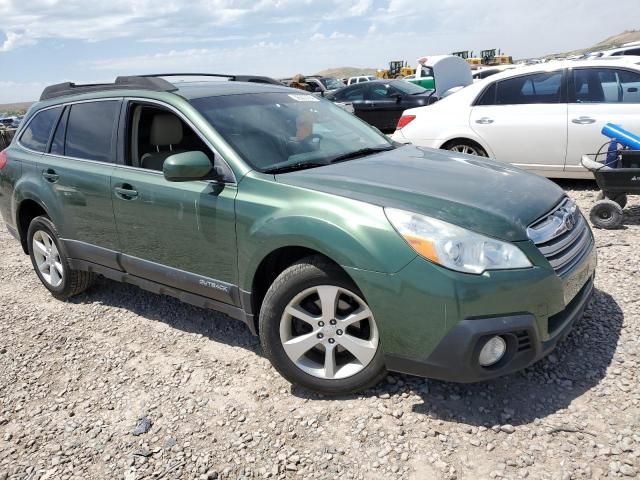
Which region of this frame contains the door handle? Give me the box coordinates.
[475,117,494,124]
[42,169,59,182]
[571,116,596,125]
[114,185,139,199]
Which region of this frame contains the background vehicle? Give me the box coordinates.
[326,79,437,132]
[0,74,595,395]
[376,60,415,79]
[472,65,517,81]
[393,58,640,178]
[347,75,377,85]
[407,55,473,95]
[588,41,640,58]
[281,75,343,94]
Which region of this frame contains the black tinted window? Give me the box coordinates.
[65,101,119,162]
[342,85,366,101]
[49,107,68,155]
[20,107,61,152]
[475,82,497,105]
[574,68,640,103]
[496,71,563,105]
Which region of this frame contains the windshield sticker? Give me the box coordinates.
[288,94,320,102]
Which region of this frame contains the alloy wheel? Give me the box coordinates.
[450,144,481,156]
[32,230,64,287]
[279,285,379,380]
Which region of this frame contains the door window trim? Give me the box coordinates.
[120,97,237,184]
[472,69,567,106]
[567,66,640,104]
[17,98,122,163]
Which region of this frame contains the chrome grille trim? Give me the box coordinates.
[528,197,593,277]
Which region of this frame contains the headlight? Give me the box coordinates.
[385,208,532,274]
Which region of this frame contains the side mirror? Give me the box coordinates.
[163,151,212,182]
[391,92,402,103]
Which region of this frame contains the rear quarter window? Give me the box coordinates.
[19,107,62,152]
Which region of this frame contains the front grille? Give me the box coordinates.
[527,197,593,277]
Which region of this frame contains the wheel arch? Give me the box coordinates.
[16,197,49,254]
[439,136,493,157]
[248,246,356,334]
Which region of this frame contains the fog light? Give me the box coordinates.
[479,336,507,367]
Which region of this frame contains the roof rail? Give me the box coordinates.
[137,73,284,85]
[40,76,178,101]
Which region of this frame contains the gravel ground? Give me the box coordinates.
[1,182,639,480]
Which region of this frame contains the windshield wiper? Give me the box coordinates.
[264,162,328,174]
[327,145,395,164]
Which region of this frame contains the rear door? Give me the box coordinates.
[566,67,640,175]
[37,99,121,262]
[469,70,568,174]
[334,84,368,122]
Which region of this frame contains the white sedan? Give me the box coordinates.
[392,58,640,178]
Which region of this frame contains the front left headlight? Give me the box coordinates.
[385,208,532,274]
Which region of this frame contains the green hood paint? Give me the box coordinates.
[275,145,565,241]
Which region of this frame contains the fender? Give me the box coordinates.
[235,174,417,292]
[14,165,64,235]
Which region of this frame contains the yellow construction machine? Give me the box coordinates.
[376,60,416,79]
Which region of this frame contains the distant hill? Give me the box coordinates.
[314,67,377,79]
[546,29,640,59]
[0,102,33,116]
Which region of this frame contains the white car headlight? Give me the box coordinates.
[385,208,532,274]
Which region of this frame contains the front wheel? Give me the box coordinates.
[27,216,95,299]
[259,256,386,395]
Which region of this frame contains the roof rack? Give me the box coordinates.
[40,76,178,101]
[137,73,284,85]
[40,73,284,101]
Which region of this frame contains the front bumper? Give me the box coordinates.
[384,278,593,382]
[345,240,596,383]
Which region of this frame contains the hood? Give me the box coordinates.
[275,145,565,241]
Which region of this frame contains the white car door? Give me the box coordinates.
[566,67,640,175]
[469,70,568,175]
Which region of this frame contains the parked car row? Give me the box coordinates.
[392,57,640,178]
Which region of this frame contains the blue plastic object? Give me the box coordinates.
[601,123,640,167]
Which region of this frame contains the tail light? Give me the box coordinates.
[0,150,7,170]
[396,115,416,130]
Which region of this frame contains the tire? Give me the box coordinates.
[442,140,488,157]
[596,191,627,209]
[589,200,623,229]
[259,256,386,395]
[27,216,95,300]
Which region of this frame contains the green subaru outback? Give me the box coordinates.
[0,74,596,394]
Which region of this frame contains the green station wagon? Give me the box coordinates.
[0,74,596,394]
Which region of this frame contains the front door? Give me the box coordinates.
[566,66,640,175]
[111,102,238,304]
[364,83,404,132]
[470,70,568,175]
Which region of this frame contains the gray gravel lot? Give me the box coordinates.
[1,181,639,480]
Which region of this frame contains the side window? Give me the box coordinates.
[475,82,497,106]
[343,86,365,101]
[19,107,62,152]
[495,71,563,105]
[49,107,69,155]
[574,68,640,103]
[128,104,215,171]
[366,84,399,100]
[65,101,119,162]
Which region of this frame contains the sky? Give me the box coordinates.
[0,0,639,103]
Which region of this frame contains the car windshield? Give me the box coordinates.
[389,80,428,94]
[319,77,343,90]
[191,92,393,173]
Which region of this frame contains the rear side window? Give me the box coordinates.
[65,101,119,162]
[475,82,497,105]
[495,71,563,105]
[19,107,62,152]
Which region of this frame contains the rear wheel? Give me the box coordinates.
[259,256,386,395]
[27,216,95,299]
[589,199,623,229]
[442,140,488,157]
[596,191,627,209]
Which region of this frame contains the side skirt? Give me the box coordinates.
[67,258,257,336]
